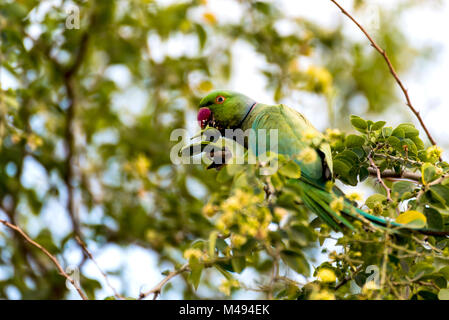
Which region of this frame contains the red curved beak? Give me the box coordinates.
[197,107,212,129]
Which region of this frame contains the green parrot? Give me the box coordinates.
[195,90,447,236]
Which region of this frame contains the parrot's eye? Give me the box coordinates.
[215,96,225,104]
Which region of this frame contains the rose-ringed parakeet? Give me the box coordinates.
[194,90,446,236]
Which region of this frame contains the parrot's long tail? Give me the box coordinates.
[291,178,448,236]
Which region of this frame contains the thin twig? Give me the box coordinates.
[367,168,421,182]
[330,0,439,151]
[63,31,91,238]
[0,219,88,300]
[138,263,190,300]
[374,153,422,167]
[416,173,449,201]
[380,225,391,291]
[264,243,280,300]
[368,153,392,202]
[75,236,124,300]
[335,265,363,290]
[412,235,445,255]
[58,13,95,239]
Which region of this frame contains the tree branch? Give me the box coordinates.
[75,236,124,300]
[367,168,421,182]
[335,265,363,290]
[330,0,439,151]
[138,263,190,300]
[0,219,88,300]
[368,153,393,202]
[62,16,94,238]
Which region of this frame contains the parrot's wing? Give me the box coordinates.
[249,104,331,182]
[281,104,333,177]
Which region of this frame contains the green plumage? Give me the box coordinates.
[241,102,361,231]
[241,103,332,182]
[197,90,443,235]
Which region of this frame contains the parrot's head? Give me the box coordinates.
[197,90,256,130]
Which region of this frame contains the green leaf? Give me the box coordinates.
[208,231,218,258]
[371,121,386,131]
[333,154,359,185]
[382,127,393,138]
[195,23,207,49]
[215,238,229,252]
[392,181,416,198]
[422,163,438,185]
[350,115,368,133]
[418,290,438,300]
[189,262,203,290]
[433,276,448,289]
[397,123,419,138]
[359,166,369,182]
[410,135,425,150]
[335,150,360,164]
[345,134,365,148]
[231,257,246,274]
[280,250,310,276]
[413,262,435,281]
[270,173,283,190]
[423,207,444,230]
[333,159,351,176]
[351,147,366,159]
[392,127,405,139]
[278,160,301,179]
[429,184,449,206]
[214,264,233,280]
[402,138,418,155]
[387,136,402,152]
[439,266,449,280]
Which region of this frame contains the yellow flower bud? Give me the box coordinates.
[27,134,43,151]
[306,66,333,94]
[230,234,247,247]
[426,146,443,162]
[346,192,362,202]
[203,12,216,25]
[135,154,151,176]
[183,248,203,261]
[330,197,344,213]
[202,203,217,218]
[303,129,318,142]
[219,279,239,296]
[325,128,341,140]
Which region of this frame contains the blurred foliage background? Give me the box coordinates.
[0,0,448,300]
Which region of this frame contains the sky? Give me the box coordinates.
[1,0,449,300]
